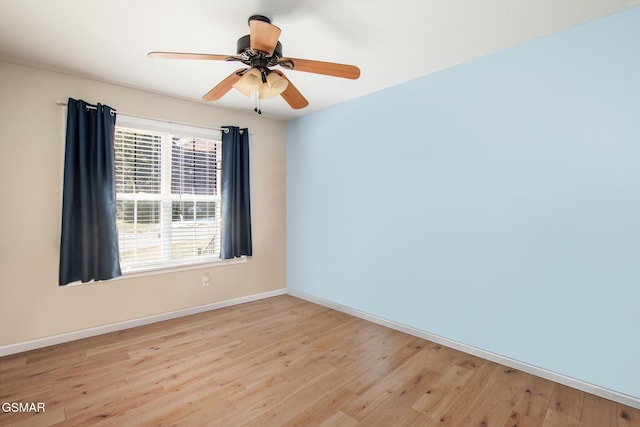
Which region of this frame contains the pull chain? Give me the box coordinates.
[253,92,262,115]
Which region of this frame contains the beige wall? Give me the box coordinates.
[0,61,286,347]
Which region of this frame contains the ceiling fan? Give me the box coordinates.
[148,15,360,113]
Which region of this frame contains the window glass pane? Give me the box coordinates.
[115,130,161,194]
[171,201,219,258]
[116,200,161,265]
[171,137,220,196]
[113,122,222,272]
[172,200,218,221]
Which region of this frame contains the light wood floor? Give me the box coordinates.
[1,295,638,426]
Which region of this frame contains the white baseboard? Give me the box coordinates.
[0,288,286,357]
[285,288,640,410]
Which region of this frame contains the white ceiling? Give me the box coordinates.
[0,0,637,120]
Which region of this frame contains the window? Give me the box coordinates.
[114,116,222,272]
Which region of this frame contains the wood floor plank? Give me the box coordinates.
[461,369,524,427]
[580,393,618,427]
[549,383,585,420]
[543,408,581,427]
[294,386,359,425]
[508,373,555,422]
[238,369,347,426]
[342,347,436,421]
[412,364,473,416]
[0,408,66,427]
[432,362,506,426]
[345,336,427,395]
[355,367,439,427]
[1,295,638,426]
[317,410,358,427]
[617,403,640,427]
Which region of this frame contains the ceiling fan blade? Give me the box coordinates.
[202,69,246,101]
[278,57,360,79]
[249,19,281,56]
[148,51,240,61]
[273,71,309,109]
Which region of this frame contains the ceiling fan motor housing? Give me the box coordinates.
[237,35,283,59]
[248,15,271,24]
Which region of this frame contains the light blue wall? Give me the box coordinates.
[287,8,640,399]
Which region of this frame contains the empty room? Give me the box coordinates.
[1,1,639,425]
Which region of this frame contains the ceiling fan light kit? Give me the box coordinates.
[148,15,360,114]
[262,72,289,99]
[232,68,289,99]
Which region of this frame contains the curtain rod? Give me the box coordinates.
[55,100,236,134]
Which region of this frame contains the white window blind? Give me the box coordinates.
[114,118,222,272]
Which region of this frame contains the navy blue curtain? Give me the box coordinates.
[59,98,121,285]
[220,126,252,259]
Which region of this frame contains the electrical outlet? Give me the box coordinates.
[202,273,210,287]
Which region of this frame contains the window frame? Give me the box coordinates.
[113,115,244,277]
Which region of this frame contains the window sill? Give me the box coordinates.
[117,256,248,280]
[64,256,248,287]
